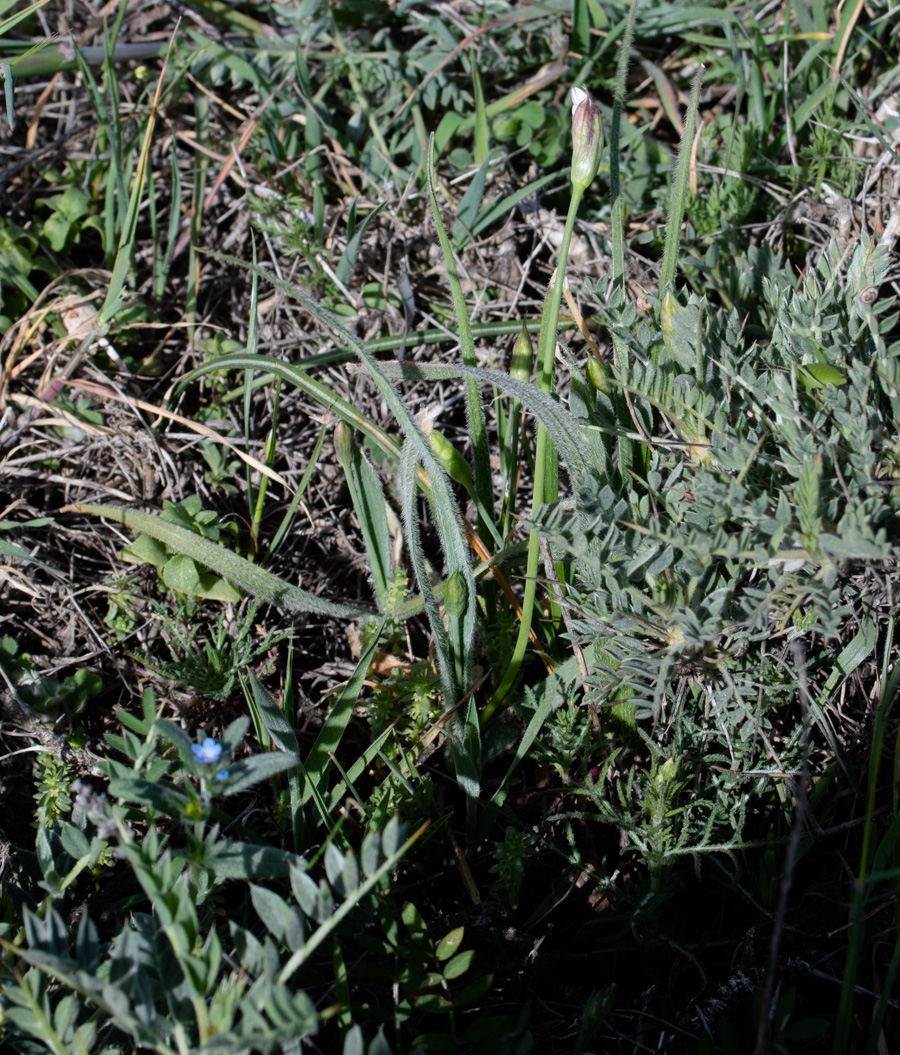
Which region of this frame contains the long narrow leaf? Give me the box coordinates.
[246,671,303,849]
[400,439,459,712]
[426,136,495,541]
[300,624,384,807]
[98,32,175,327]
[195,251,477,707]
[610,0,640,289]
[659,66,705,294]
[277,819,431,984]
[72,504,371,618]
[374,359,590,481]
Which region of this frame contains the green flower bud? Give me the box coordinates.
[586,354,611,396]
[444,568,467,617]
[660,289,677,354]
[334,420,355,471]
[570,86,602,193]
[510,323,534,382]
[429,430,473,489]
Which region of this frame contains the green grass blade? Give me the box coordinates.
[74,504,372,618]
[299,625,384,808]
[453,153,492,247]
[327,722,398,813]
[374,360,589,481]
[335,200,388,286]
[194,251,478,703]
[658,65,705,296]
[400,438,460,718]
[97,43,170,327]
[610,0,640,290]
[426,135,496,544]
[0,537,60,578]
[277,818,431,985]
[245,670,303,851]
[469,51,489,165]
[264,423,327,563]
[244,235,261,520]
[335,423,393,610]
[469,170,562,239]
[0,0,50,36]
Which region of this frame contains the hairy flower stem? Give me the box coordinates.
[483,186,585,721]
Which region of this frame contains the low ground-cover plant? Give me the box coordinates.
[0,691,447,1054]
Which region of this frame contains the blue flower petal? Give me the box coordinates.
[191,737,223,764]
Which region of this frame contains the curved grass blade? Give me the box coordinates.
[335,423,393,611]
[374,360,592,484]
[400,438,460,727]
[191,252,477,706]
[277,819,431,985]
[71,504,372,618]
[659,65,705,296]
[610,0,640,290]
[426,134,495,543]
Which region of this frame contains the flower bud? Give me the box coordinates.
[660,289,677,353]
[444,568,467,618]
[510,323,534,382]
[570,86,602,192]
[334,420,355,471]
[586,354,611,396]
[429,430,473,489]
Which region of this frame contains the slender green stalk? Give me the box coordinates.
[483,186,585,721]
[249,379,280,556]
[469,51,489,165]
[502,325,533,538]
[96,10,167,328]
[659,66,705,296]
[427,135,496,545]
[834,619,900,1052]
[264,424,327,564]
[245,236,261,540]
[610,0,639,290]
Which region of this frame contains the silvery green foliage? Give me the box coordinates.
[535,235,898,873]
[0,707,406,1055]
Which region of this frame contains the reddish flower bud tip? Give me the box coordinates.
[570,85,602,192]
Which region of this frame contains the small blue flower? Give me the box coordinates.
[216,770,230,782]
[192,737,223,764]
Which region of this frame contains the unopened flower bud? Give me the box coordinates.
[570,86,602,192]
[334,420,355,471]
[660,289,677,351]
[510,323,534,382]
[444,568,467,617]
[586,354,611,396]
[429,430,473,490]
